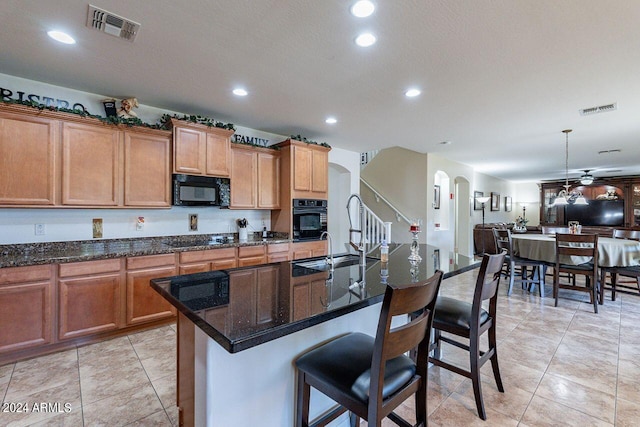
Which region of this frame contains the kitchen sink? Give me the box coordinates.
[293,254,378,272]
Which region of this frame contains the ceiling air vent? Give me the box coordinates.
[86,4,140,42]
[579,103,617,116]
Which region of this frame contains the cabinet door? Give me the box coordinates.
[0,265,54,353]
[0,113,58,205]
[258,152,280,209]
[58,272,122,339]
[126,265,176,325]
[174,127,205,174]
[228,270,256,330]
[293,145,312,192]
[256,266,278,325]
[62,122,120,206]
[311,150,328,194]
[205,132,231,177]
[230,148,257,208]
[124,132,171,207]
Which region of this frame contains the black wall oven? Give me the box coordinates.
[292,199,327,241]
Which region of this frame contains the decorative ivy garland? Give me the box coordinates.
[290,134,331,148]
[1,99,331,149]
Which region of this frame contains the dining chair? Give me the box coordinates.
[294,270,443,427]
[429,252,506,420]
[553,233,599,313]
[493,228,546,297]
[599,229,640,302]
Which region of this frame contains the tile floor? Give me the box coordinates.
[1,269,639,426]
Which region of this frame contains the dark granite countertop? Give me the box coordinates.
[151,243,480,353]
[0,233,291,268]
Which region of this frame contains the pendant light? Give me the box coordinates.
[551,129,588,206]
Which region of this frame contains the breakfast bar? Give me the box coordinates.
[151,244,478,427]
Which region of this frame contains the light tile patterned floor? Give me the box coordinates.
[1,269,640,426]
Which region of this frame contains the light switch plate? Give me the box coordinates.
[93,218,103,238]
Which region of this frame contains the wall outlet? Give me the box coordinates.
[93,218,103,238]
[34,223,45,235]
[136,216,145,231]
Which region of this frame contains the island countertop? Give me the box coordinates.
[151,243,479,353]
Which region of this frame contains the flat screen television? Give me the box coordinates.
[565,199,625,226]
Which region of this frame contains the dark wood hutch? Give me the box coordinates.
[540,176,640,228]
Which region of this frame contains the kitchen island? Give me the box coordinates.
[151,243,478,427]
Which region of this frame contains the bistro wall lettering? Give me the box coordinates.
[0,86,87,112]
[233,133,270,147]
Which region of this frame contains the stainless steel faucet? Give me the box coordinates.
[320,231,334,272]
[347,194,367,266]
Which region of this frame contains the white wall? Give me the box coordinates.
[328,147,361,254]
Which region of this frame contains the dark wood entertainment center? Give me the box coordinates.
[540,176,640,228]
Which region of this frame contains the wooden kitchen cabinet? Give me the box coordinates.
[276,139,330,200]
[0,265,54,353]
[237,245,267,267]
[291,271,327,321]
[291,240,327,260]
[230,144,280,209]
[124,131,171,207]
[170,118,233,177]
[267,243,290,263]
[61,121,120,206]
[58,259,122,340]
[178,247,237,274]
[228,265,280,329]
[125,254,176,325]
[0,111,58,206]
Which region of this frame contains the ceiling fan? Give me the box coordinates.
[578,169,595,185]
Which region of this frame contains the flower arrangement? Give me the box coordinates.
[515,216,528,226]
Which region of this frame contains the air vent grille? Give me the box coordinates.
[579,103,617,116]
[87,5,140,42]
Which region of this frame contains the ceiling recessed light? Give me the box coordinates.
[351,1,375,18]
[47,30,75,45]
[405,88,421,97]
[232,88,248,97]
[325,117,337,124]
[355,33,376,47]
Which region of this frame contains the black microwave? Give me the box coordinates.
[172,174,230,207]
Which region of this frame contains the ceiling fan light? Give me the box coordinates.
[580,173,594,185]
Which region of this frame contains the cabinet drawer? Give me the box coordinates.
[59,259,121,277]
[267,243,289,254]
[267,254,289,263]
[238,245,266,258]
[179,247,236,264]
[0,264,52,285]
[237,255,266,267]
[126,253,175,270]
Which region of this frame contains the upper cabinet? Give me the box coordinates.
[0,111,59,206]
[276,139,330,201]
[230,144,280,209]
[0,103,171,208]
[169,118,233,177]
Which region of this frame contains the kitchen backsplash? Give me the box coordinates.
[0,207,270,244]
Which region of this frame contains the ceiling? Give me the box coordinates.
[2,0,640,183]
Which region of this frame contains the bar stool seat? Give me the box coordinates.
[295,332,416,403]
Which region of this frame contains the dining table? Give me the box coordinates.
[511,233,640,268]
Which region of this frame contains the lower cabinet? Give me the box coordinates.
[291,271,327,321]
[228,265,280,329]
[291,240,327,260]
[0,265,54,353]
[58,259,122,340]
[237,245,266,267]
[178,247,237,274]
[267,243,290,263]
[126,254,177,325]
